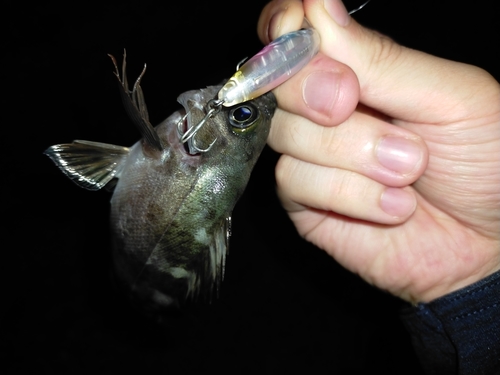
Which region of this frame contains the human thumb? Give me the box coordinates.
[299,0,490,123]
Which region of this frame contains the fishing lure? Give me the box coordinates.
[180,0,372,151]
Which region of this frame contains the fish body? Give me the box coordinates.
[45,55,276,314]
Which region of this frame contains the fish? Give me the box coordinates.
[44,53,277,317]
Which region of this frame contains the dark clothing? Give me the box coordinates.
[401,270,500,375]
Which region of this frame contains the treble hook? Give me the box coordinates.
[177,54,248,152]
[177,98,223,153]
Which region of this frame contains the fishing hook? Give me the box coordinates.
[178,99,223,153]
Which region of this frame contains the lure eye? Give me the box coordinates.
[228,103,259,131]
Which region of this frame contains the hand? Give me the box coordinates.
[258,0,500,303]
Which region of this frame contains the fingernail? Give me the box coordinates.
[376,136,423,175]
[380,188,416,218]
[268,9,286,42]
[324,0,350,27]
[302,71,340,116]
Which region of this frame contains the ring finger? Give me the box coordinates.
[275,155,418,224]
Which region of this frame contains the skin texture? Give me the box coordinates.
[258,0,500,303]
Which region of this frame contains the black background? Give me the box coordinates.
[3,1,498,374]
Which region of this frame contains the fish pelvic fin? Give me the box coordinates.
[44,140,129,191]
[108,51,164,152]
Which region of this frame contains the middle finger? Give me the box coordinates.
[268,108,428,187]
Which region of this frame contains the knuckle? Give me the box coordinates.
[361,30,405,89]
[318,126,342,158]
[368,31,402,67]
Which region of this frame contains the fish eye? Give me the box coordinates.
[228,103,259,132]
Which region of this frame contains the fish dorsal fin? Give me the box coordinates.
[108,51,164,152]
[44,140,129,191]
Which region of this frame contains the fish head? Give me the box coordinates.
[177,84,277,165]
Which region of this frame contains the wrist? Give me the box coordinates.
[414,258,500,304]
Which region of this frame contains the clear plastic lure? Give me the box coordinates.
[180,1,372,151]
[217,0,372,107]
[218,28,320,107]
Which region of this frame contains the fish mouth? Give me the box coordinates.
[177,108,210,156]
[176,110,198,155]
[176,86,222,156]
[176,101,218,156]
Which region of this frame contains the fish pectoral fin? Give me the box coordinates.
[44,140,129,191]
[108,51,164,152]
[210,215,231,296]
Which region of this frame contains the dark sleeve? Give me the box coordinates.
[400,270,500,375]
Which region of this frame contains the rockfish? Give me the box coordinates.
[44,53,276,315]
